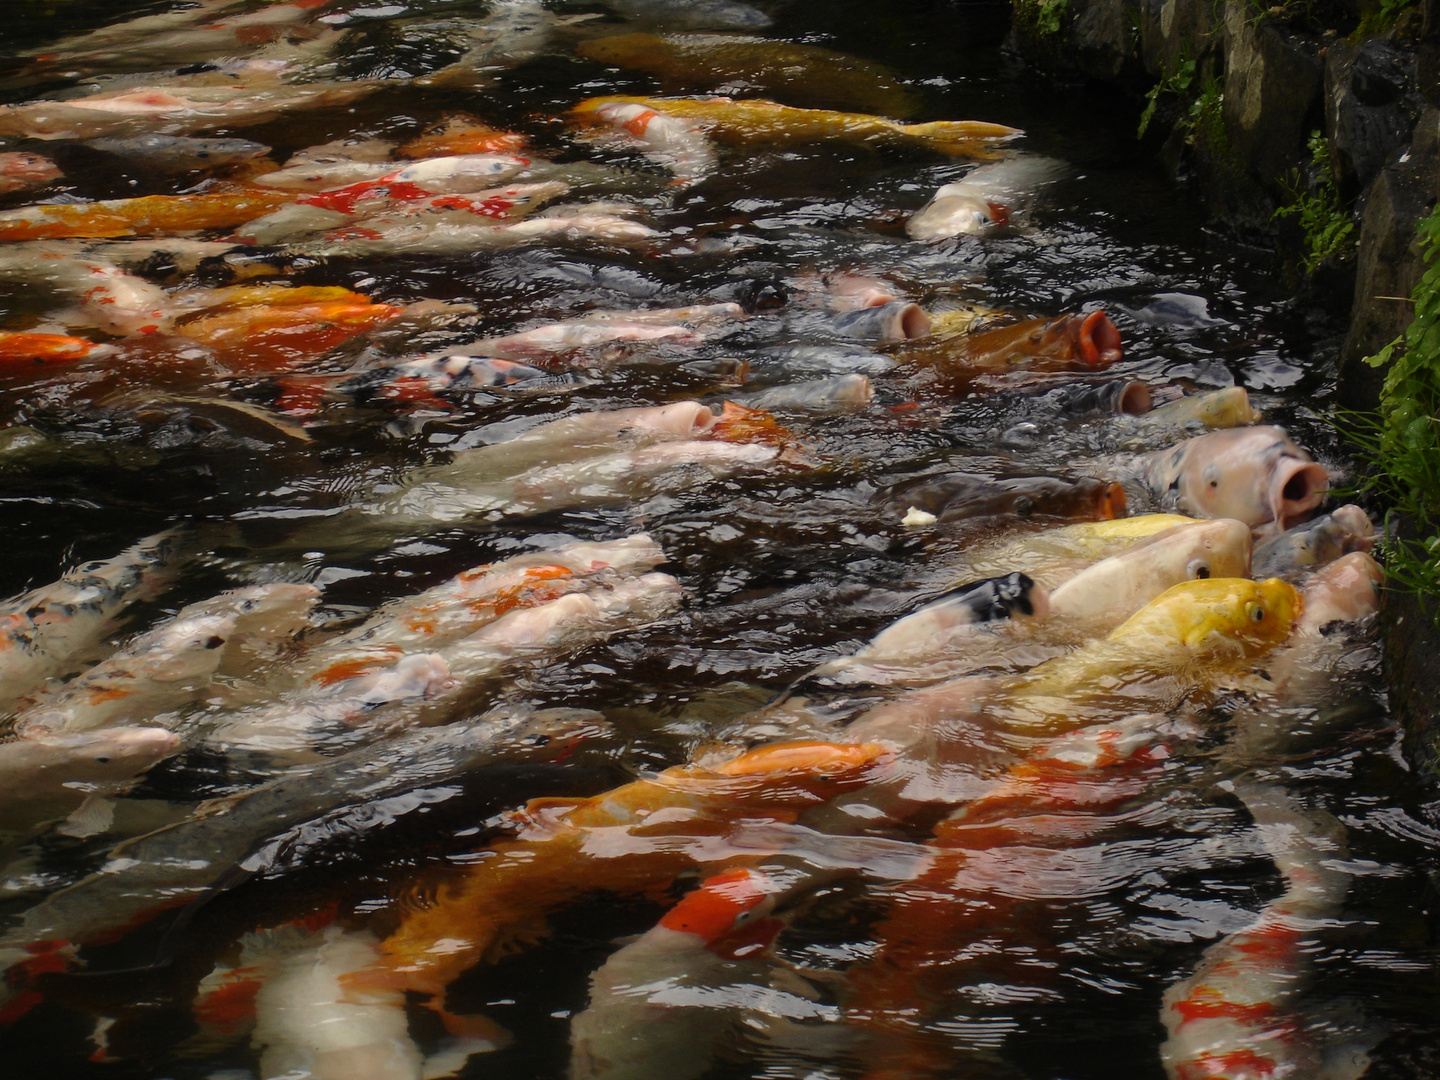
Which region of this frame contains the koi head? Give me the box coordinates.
[1109,576,1300,658]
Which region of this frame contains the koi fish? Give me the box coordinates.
[253,152,530,207]
[1250,504,1373,579]
[729,373,874,413]
[1142,426,1330,537]
[230,212,662,267]
[1045,519,1253,625]
[298,401,790,549]
[570,95,1020,155]
[357,741,892,1019]
[236,177,561,245]
[396,115,528,159]
[0,529,189,714]
[14,583,319,735]
[1131,386,1262,434]
[906,156,1069,239]
[0,152,62,197]
[881,472,1127,525]
[574,35,921,118]
[0,188,291,241]
[0,727,180,850]
[83,134,272,173]
[465,320,701,361]
[846,712,1186,1080]
[577,100,717,183]
[898,310,1124,385]
[0,332,109,369]
[412,0,556,89]
[0,709,605,983]
[0,80,375,142]
[600,0,773,30]
[338,355,580,407]
[207,574,682,757]
[570,866,791,1080]
[1052,379,1154,418]
[1159,781,1352,1080]
[286,535,666,685]
[832,301,931,341]
[20,0,335,73]
[0,244,174,334]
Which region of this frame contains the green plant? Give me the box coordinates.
[1273,131,1355,273]
[1015,0,1069,36]
[1137,57,1196,139]
[1341,204,1440,618]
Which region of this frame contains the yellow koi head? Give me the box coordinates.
[1108,577,1300,658]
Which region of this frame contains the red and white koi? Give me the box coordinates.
[0,152,61,197]
[906,156,1069,240]
[570,866,791,1080]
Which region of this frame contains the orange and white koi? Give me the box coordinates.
[14,583,319,735]
[570,866,792,1080]
[396,115,528,159]
[287,535,666,683]
[0,188,292,242]
[571,94,1020,157]
[0,332,109,369]
[0,529,189,714]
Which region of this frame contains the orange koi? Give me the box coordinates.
[898,310,1123,392]
[0,332,103,368]
[360,741,891,1010]
[0,188,290,241]
[397,116,529,159]
[172,296,404,372]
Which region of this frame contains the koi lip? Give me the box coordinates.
[1075,309,1122,367]
[1272,459,1330,532]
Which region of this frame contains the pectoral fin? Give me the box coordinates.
[57,794,115,838]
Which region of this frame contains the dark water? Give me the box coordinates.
[0,1,1436,1078]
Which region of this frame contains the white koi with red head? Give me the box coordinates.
[586,101,717,184]
[1143,426,1330,537]
[570,866,788,1080]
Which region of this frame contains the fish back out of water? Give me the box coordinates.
[1136,386,1261,433]
[881,472,1127,525]
[574,34,921,118]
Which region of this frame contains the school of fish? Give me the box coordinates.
[0,1,1428,1079]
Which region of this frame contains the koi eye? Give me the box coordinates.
[204,636,226,649]
[1249,604,1265,622]
[1187,559,1210,579]
[94,756,111,764]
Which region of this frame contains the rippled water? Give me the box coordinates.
[0,1,1437,1078]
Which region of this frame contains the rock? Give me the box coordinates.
[1326,38,1421,200]
[1337,106,1440,411]
[1071,0,1141,81]
[1221,1,1326,188]
[1137,0,1222,79]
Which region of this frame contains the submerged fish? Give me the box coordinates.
[729,373,873,413]
[0,709,605,1002]
[0,727,180,849]
[413,0,556,89]
[1250,504,1373,578]
[882,472,1127,525]
[14,583,320,736]
[1141,426,1329,536]
[575,34,921,118]
[83,134,272,173]
[569,866,793,1080]
[0,332,109,368]
[396,115,528,159]
[600,0,773,30]
[570,95,1019,155]
[576,100,717,183]
[0,530,189,714]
